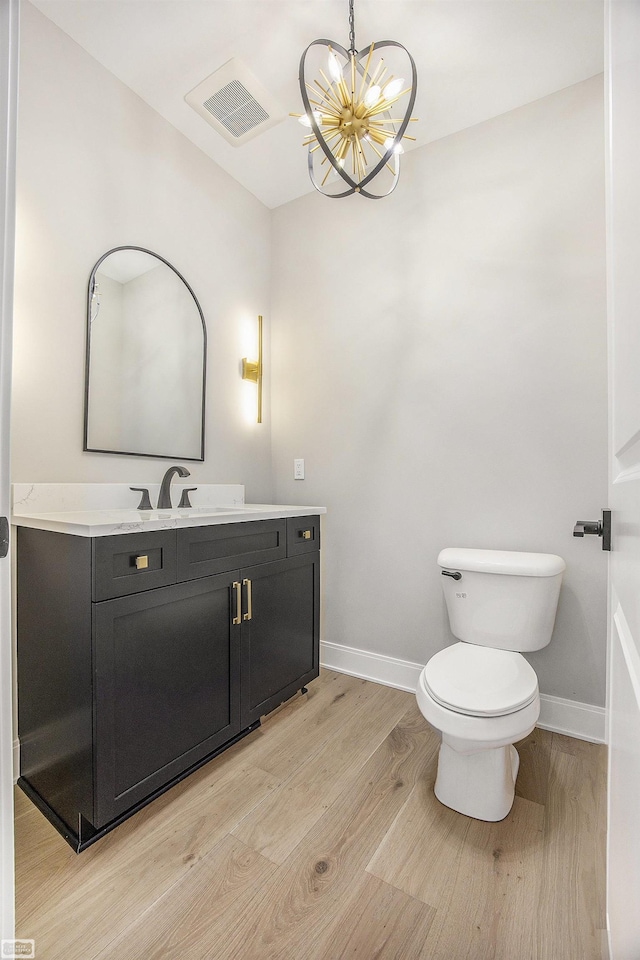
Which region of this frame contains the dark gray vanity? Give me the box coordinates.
[16,509,321,851]
[12,244,322,851]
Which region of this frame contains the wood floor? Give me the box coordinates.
[14,670,607,960]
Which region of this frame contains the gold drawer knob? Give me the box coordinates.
[300,530,312,540]
[135,555,149,570]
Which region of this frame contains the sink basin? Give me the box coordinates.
[172,506,240,513]
[179,504,270,513]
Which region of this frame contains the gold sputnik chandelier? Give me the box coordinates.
[292,0,417,198]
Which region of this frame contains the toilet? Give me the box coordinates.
[416,547,565,822]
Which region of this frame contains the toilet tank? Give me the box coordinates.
[438,548,566,652]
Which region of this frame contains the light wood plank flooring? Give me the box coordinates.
[15,670,607,960]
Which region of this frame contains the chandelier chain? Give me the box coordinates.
[348,0,356,54]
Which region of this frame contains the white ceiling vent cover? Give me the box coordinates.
[185,58,285,147]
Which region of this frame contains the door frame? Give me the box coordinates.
[0,0,19,943]
[605,1,640,956]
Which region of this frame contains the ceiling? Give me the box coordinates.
[30,0,604,209]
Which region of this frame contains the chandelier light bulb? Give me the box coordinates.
[364,84,381,108]
[383,78,405,99]
[330,162,346,181]
[328,50,343,83]
[298,111,322,128]
[384,137,404,154]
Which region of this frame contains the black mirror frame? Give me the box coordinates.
[83,245,207,462]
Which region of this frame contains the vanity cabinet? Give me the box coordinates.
[17,516,320,850]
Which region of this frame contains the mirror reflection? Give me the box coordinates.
[84,246,206,461]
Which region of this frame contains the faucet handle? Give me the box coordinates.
[130,487,153,511]
[178,488,198,509]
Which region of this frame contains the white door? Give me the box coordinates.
[0,0,18,943]
[606,2,640,957]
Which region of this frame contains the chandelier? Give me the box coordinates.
[292,0,417,199]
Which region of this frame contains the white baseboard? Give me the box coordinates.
[536,693,606,744]
[320,640,606,744]
[321,640,423,693]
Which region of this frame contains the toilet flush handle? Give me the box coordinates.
[442,570,462,581]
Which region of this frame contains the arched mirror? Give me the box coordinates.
[84,246,206,460]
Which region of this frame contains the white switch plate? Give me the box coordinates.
[294,458,305,480]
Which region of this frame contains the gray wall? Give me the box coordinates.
[271,76,608,707]
[12,3,274,502]
[13,4,608,711]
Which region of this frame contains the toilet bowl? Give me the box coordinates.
[416,548,565,822]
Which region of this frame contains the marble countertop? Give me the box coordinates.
[11,484,325,537]
[11,504,326,537]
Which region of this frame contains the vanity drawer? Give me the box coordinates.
[286,516,320,556]
[177,519,286,580]
[93,530,177,601]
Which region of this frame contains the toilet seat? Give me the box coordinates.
[423,642,539,718]
[417,667,540,749]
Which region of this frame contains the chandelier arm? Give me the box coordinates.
[356,138,401,199]
[355,40,417,192]
[300,39,358,195]
[358,162,401,199]
[306,148,356,198]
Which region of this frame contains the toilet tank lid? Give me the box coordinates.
[438,547,566,577]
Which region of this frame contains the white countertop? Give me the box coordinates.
[11,504,325,537]
[11,484,325,537]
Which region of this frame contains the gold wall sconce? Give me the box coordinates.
[242,314,263,423]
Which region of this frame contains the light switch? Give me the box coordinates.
[294,458,305,480]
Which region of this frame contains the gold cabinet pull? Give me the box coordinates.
[243,578,252,621]
[135,555,149,570]
[300,529,312,540]
[232,581,242,625]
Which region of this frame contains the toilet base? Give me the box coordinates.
[434,739,520,822]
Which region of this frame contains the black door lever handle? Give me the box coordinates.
[0,517,8,559]
[573,520,602,537]
[573,509,611,551]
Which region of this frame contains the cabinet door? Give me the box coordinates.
[94,574,241,826]
[241,553,320,727]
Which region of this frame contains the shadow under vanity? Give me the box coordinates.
[13,484,324,852]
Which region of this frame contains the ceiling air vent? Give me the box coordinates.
[185,58,285,147]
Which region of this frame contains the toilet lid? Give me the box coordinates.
[423,642,539,717]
